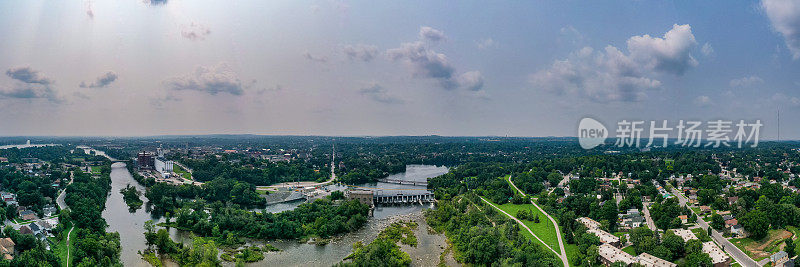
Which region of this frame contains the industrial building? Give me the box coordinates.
[137,152,155,170]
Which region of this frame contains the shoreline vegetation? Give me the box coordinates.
[120,184,143,210]
[337,220,419,266]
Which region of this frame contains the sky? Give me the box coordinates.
[1,0,800,138]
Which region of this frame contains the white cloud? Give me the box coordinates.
[2,67,61,102]
[762,0,800,59]
[386,27,484,92]
[476,38,497,49]
[6,67,53,85]
[530,24,698,102]
[358,84,403,104]
[626,24,698,75]
[771,93,800,107]
[80,71,118,88]
[729,75,764,87]
[164,63,245,95]
[303,52,329,63]
[343,44,378,62]
[457,71,484,91]
[559,26,585,45]
[419,26,446,42]
[701,43,714,56]
[181,23,211,41]
[387,41,456,88]
[694,95,712,106]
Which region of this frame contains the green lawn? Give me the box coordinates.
[52,224,74,266]
[506,175,573,264]
[173,164,192,180]
[490,200,561,253]
[622,246,636,256]
[787,226,800,256]
[90,166,101,174]
[730,229,790,262]
[690,227,712,242]
[563,243,578,266]
[13,218,34,225]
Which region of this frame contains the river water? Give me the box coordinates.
[99,159,449,266]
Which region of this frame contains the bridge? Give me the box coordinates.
[376,178,428,186]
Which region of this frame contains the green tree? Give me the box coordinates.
[786,238,796,258]
[711,213,725,230]
[740,210,770,240]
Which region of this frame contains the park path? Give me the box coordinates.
[66,226,74,267]
[479,196,563,263]
[506,175,569,267]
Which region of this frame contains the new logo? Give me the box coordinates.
[578,118,607,149]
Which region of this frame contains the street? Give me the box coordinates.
[642,202,658,231]
[670,187,758,267]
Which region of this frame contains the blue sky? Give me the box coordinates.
[0,0,799,138]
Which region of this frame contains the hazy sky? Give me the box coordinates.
[1,0,800,138]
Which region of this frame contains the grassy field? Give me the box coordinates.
[51,223,74,266]
[622,246,636,256]
[730,229,792,261]
[173,164,192,180]
[90,166,101,174]
[490,200,561,253]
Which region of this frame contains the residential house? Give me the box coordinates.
[28,222,42,237]
[18,226,32,235]
[43,205,57,217]
[620,209,645,229]
[0,238,13,260]
[678,215,688,224]
[699,206,712,215]
[0,192,16,206]
[725,219,738,228]
[731,225,745,237]
[19,210,37,221]
[771,251,792,267]
[727,197,739,205]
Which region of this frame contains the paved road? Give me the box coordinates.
[671,188,758,267]
[56,171,74,210]
[257,145,337,190]
[480,196,565,266]
[507,175,569,267]
[642,202,658,231]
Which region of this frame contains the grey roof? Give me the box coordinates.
[28,222,40,232]
[772,251,788,262]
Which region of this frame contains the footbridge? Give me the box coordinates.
[375,178,428,186]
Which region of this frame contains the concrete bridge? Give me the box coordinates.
[376,178,428,186]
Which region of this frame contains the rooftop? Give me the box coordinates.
[671,228,698,242]
[599,243,636,265]
[587,228,620,244]
[637,252,677,267]
[702,241,729,264]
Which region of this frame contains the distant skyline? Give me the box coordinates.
[1,1,800,138]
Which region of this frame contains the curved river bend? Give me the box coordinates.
[99,159,448,266]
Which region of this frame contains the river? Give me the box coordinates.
[104,162,155,267]
[95,155,449,266]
